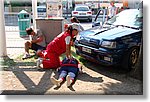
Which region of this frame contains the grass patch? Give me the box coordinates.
[13,50,37,66]
[71,47,88,63]
[1,47,88,68]
[16,53,37,62]
[15,50,37,60]
[0,56,16,69]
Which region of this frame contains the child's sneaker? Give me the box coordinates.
[66,75,73,87]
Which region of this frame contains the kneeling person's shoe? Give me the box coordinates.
[22,54,31,60]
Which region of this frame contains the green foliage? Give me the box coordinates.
[0,47,88,69]
[0,56,16,69]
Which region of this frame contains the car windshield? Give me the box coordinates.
[76,7,89,11]
[107,9,143,29]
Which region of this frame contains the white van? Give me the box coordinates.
[37,5,46,18]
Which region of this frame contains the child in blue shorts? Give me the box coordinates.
[50,57,82,87]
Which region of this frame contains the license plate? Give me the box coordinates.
[82,47,91,53]
[79,13,86,15]
[104,57,111,62]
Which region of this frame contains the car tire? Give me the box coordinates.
[121,47,139,71]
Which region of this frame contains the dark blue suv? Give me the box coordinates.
[75,9,143,70]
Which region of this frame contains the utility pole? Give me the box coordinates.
[0,0,7,57]
[32,0,37,31]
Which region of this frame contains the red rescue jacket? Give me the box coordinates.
[46,31,74,55]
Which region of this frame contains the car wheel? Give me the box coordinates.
[122,47,139,71]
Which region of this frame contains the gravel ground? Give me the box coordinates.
[1,59,143,95]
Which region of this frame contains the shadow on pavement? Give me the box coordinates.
[77,72,103,83]
[1,56,55,95]
[79,57,130,80]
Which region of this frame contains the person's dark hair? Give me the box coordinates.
[26,28,33,35]
[58,5,61,9]
[71,17,80,23]
[66,25,73,37]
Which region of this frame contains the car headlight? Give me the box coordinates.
[101,41,116,48]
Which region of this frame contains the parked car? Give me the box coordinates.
[75,9,143,70]
[71,5,92,22]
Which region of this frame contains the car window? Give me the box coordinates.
[107,9,142,28]
[76,7,89,11]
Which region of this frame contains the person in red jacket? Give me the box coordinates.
[36,23,82,69]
